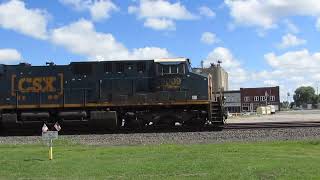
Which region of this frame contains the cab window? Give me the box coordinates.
[170,65,178,74]
[162,65,170,74]
[160,64,184,75]
[178,64,185,74]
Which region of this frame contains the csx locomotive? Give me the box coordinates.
[0,58,225,133]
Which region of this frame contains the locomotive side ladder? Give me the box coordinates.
[209,90,225,125]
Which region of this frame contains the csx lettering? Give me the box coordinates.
[18,77,56,92]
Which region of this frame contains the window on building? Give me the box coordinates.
[242,103,250,111]
[270,96,275,101]
[244,96,250,102]
[253,103,260,111]
[260,96,267,101]
[254,96,259,101]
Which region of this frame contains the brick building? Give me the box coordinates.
[240,86,280,112]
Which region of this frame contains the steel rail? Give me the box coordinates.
[2,121,320,136]
[225,121,320,129]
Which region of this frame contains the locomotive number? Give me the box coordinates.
[161,77,182,90]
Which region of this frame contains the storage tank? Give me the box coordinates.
[265,106,271,115]
[256,107,266,115]
[192,61,228,92]
[268,105,276,114]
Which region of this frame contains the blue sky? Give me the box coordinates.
[0,0,320,101]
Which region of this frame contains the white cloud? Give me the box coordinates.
[59,0,89,10]
[204,47,248,89]
[60,0,118,22]
[263,80,279,86]
[203,47,320,100]
[144,18,175,30]
[0,0,48,39]
[89,0,118,21]
[0,49,22,64]
[277,33,306,49]
[128,0,197,30]
[198,6,215,18]
[284,20,299,34]
[201,32,219,45]
[225,0,320,30]
[51,19,171,60]
[316,18,320,31]
[130,47,171,60]
[252,49,320,99]
[265,49,320,71]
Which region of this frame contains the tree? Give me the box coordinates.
[313,94,320,105]
[290,102,295,108]
[281,101,289,109]
[293,86,317,106]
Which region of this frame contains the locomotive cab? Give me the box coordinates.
[154,58,188,76]
[154,58,188,92]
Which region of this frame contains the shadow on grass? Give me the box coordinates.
[23,158,44,162]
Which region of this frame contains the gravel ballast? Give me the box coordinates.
[1,127,320,145]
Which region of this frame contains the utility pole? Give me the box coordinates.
[287,92,290,109]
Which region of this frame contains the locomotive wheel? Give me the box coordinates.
[154,114,180,128]
[125,118,144,129]
[183,117,206,127]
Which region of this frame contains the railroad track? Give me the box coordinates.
[2,121,320,136]
[225,121,320,129]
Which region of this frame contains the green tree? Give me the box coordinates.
[293,86,316,106]
[313,94,320,105]
[281,101,289,109]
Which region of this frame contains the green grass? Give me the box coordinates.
[1,140,320,180]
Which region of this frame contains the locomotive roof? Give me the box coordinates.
[154,58,189,63]
[1,58,190,66]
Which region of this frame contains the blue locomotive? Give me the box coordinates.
[0,58,225,133]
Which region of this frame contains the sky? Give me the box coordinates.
[0,0,320,101]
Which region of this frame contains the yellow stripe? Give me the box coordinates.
[0,101,210,110]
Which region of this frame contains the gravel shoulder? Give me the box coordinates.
[1,127,320,146]
[227,110,320,123]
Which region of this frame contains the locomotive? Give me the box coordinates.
[0,58,225,133]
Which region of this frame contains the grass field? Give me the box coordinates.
[1,140,320,179]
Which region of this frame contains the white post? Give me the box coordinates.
[49,139,53,160]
